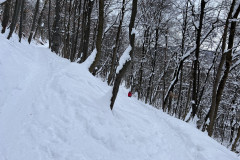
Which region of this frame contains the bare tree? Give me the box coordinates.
[48,0,51,48]
[28,0,40,44]
[207,0,240,137]
[7,0,22,39]
[110,0,138,110]
[18,0,25,42]
[231,126,240,152]
[1,0,11,33]
[107,0,126,85]
[89,0,104,75]
[34,0,49,40]
[190,0,206,119]
[51,0,62,54]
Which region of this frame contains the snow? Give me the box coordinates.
[82,48,97,69]
[0,0,6,3]
[181,47,196,61]
[194,21,199,30]
[116,45,131,74]
[131,28,137,35]
[206,118,210,125]
[229,18,240,22]
[0,33,239,160]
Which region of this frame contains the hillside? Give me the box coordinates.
[0,33,239,160]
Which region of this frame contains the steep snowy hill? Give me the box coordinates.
[0,33,239,160]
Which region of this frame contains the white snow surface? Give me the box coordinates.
[116,45,131,74]
[0,33,239,160]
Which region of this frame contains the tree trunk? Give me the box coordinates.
[34,0,48,39]
[207,1,240,137]
[7,0,22,39]
[183,81,192,120]
[149,28,159,105]
[1,0,11,33]
[63,0,73,59]
[145,28,158,104]
[191,0,206,119]
[162,48,167,110]
[231,127,240,152]
[51,0,62,54]
[229,116,235,144]
[28,0,40,44]
[176,1,188,117]
[89,0,104,75]
[204,0,234,133]
[69,0,78,61]
[78,0,87,61]
[110,0,138,110]
[107,0,125,85]
[70,0,82,61]
[48,0,51,48]
[18,0,24,42]
[137,27,149,100]
[82,0,94,61]
[91,21,97,54]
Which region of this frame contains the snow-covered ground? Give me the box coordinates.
[0,33,239,160]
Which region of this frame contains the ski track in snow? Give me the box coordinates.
[0,33,239,160]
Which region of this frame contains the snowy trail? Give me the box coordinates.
[0,33,239,160]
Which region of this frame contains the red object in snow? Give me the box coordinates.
[128,92,132,97]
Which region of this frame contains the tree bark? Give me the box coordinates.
[78,0,87,61]
[69,0,78,61]
[191,0,206,119]
[63,0,73,59]
[1,0,11,33]
[81,0,94,61]
[34,0,48,39]
[145,28,159,104]
[110,0,138,110]
[176,1,188,117]
[207,1,240,137]
[89,0,104,75]
[18,0,24,42]
[28,0,40,44]
[7,0,22,39]
[107,0,126,85]
[70,0,82,61]
[231,127,240,152]
[48,0,51,48]
[51,0,62,54]
[137,27,149,100]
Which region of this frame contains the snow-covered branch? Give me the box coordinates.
[116,45,132,74]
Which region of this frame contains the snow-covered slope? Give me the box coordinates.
[0,33,239,160]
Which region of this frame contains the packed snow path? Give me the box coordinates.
[0,34,239,160]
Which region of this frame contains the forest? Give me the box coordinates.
[0,0,240,153]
